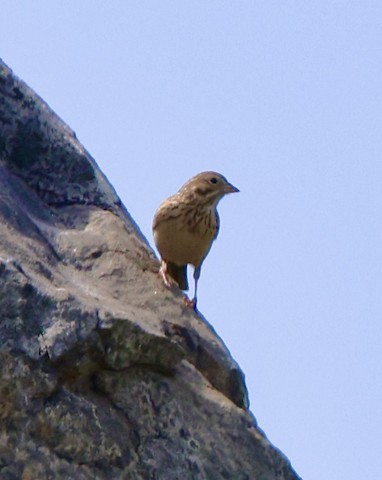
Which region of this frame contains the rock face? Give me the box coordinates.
[0,58,301,480]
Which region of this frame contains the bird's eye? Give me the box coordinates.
[210,177,218,184]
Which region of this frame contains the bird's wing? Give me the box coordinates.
[152,195,185,230]
[214,210,220,240]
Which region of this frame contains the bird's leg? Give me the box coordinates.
[193,266,200,307]
[158,260,177,288]
[183,265,200,310]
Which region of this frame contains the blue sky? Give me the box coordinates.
[1,2,381,479]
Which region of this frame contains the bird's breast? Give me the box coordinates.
[154,207,218,267]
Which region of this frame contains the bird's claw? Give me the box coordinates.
[183,296,197,310]
[159,261,197,310]
[158,264,178,289]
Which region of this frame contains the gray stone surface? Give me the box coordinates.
[0,58,301,479]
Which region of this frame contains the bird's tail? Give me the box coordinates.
[167,262,188,291]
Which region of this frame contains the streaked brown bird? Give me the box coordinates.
[153,171,239,308]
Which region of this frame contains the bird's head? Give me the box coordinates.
[180,171,239,206]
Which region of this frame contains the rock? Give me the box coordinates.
[0,58,301,479]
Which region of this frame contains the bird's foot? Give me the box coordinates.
[158,262,178,288]
[183,296,197,310]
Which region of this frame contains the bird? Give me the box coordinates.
[153,171,239,308]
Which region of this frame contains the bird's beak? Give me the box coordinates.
[224,182,239,194]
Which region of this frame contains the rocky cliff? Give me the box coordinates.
[0,58,301,480]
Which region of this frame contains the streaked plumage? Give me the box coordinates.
[153,171,239,307]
